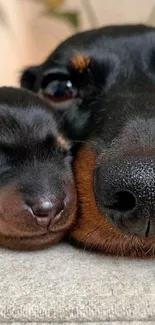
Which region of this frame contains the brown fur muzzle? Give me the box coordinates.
[0,184,77,250]
[70,145,155,258]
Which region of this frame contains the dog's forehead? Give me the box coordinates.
[0,87,59,145]
[0,106,58,143]
[44,25,155,68]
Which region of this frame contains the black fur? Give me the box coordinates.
[0,87,73,192]
[20,24,155,144]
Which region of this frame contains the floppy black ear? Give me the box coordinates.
[20,65,40,91]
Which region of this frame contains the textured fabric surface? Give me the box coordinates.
[3,323,155,325]
[0,243,155,324]
[2,321,154,325]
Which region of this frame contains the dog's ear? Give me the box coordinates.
[20,65,40,91]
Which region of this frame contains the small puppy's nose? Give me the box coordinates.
[32,199,54,217]
[31,199,64,227]
[94,156,155,236]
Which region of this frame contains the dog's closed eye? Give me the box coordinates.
[0,152,12,175]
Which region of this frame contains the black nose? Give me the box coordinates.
[30,198,64,227]
[94,156,155,237]
[32,199,54,216]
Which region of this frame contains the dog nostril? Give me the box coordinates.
[107,191,136,212]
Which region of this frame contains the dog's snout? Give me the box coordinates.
[94,156,155,237]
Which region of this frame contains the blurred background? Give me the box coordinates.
[1,0,155,87]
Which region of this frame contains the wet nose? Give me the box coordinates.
[32,199,54,216]
[94,156,155,237]
[30,198,64,227]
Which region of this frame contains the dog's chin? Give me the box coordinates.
[0,211,77,251]
[0,231,65,251]
[70,145,155,258]
[0,185,77,251]
[0,211,76,250]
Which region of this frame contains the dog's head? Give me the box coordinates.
[0,87,76,250]
[20,24,155,142]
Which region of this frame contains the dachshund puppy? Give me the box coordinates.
[20,24,155,144]
[0,87,76,250]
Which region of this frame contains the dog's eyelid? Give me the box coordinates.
[41,68,70,88]
[43,67,69,77]
[41,74,72,91]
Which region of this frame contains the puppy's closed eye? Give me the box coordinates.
[0,152,12,176]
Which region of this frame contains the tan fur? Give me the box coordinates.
[71,145,155,258]
[56,134,71,151]
[71,53,91,72]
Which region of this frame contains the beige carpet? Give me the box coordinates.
[0,243,155,324]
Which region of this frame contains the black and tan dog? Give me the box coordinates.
[0,87,76,250]
[21,24,155,257]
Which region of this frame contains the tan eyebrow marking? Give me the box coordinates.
[71,53,91,72]
[56,134,71,151]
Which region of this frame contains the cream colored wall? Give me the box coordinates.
[0,0,154,87]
